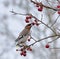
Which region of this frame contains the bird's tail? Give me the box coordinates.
[15,35,23,42]
[15,39,18,42]
[15,38,20,42]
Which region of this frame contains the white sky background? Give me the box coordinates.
[0,0,60,59]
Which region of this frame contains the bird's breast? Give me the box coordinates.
[18,35,29,43]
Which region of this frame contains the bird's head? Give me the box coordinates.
[25,23,34,29]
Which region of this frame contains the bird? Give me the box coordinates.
[15,23,34,47]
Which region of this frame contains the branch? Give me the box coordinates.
[29,34,60,46]
[10,10,57,34]
[10,10,31,16]
[30,0,58,11]
[31,15,57,34]
[48,36,59,43]
[51,15,60,27]
[50,47,60,49]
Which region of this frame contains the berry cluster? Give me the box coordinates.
[16,46,32,56]
[16,44,50,56]
[35,2,43,12]
[57,5,60,14]
[25,16,40,26]
[25,16,32,23]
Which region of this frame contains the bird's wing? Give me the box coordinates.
[15,28,30,42]
[20,28,29,35]
[15,35,23,42]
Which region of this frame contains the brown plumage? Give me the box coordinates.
[15,23,33,46]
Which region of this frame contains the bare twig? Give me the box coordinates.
[30,0,57,11]
[51,15,60,27]
[31,15,57,34]
[50,47,60,49]
[29,34,60,46]
[48,36,59,43]
[30,36,37,41]
[10,10,57,34]
[10,10,31,16]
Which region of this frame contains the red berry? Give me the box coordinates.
[16,49,18,51]
[29,48,32,51]
[26,17,29,19]
[36,23,39,26]
[27,47,32,51]
[25,19,29,23]
[27,48,29,50]
[28,39,30,41]
[26,16,32,19]
[36,4,39,7]
[45,44,50,48]
[29,16,32,19]
[24,51,26,53]
[20,52,23,56]
[21,48,23,51]
[23,53,26,56]
[32,22,35,25]
[20,51,26,56]
[38,7,43,11]
[58,11,60,14]
[57,5,60,8]
[27,47,31,50]
[34,20,37,22]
